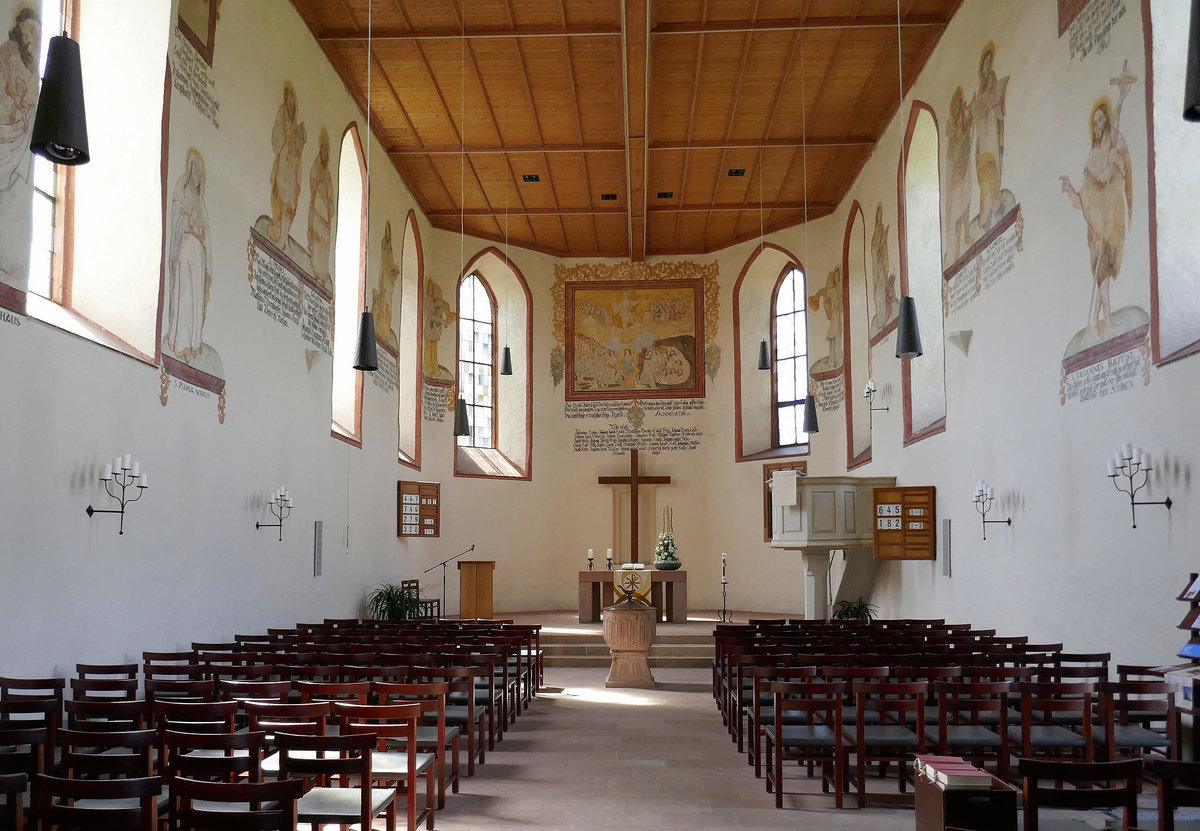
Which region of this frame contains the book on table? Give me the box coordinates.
[934,767,994,789]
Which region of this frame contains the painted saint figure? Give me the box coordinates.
[870,204,897,335]
[167,149,212,362]
[1059,62,1136,338]
[422,280,457,380]
[945,85,974,262]
[971,42,1009,231]
[639,341,691,387]
[809,265,843,369]
[372,220,400,348]
[267,82,306,246]
[0,7,39,285]
[307,126,334,289]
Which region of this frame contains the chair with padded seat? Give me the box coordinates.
[56,727,157,780]
[375,681,459,809]
[1009,681,1096,763]
[1095,679,1176,763]
[926,680,1011,779]
[34,773,161,831]
[765,680,846,809]
[1018,757,1140,831]
[844,680,929,809]
[171,775,302,831]
[274,730,397,831]
[1149,758,1200,831]
[413,666,486,775]
[746,664,817,779]
[334,702,436,831]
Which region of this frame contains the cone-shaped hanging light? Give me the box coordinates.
[500,345,513,376]
[758,339,770,371]
[895,296,923,360]
[453,397,471,437]
[353,308,378,371]
[802,389,819,434]
[1186,0,1200,120]
[30,33,89,165]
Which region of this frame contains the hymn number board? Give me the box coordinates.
[397,481,440,538]
[872,486,936,560]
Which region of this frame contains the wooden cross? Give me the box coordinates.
[597,448,671,563]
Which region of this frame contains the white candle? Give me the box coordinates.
[1122,443,1132,460]
[1141,453,1150,469]
[122,453,132,471]
[1113,451,1123,467]
[606,548,612,560]
[721,576,728,584]
[102,464,113,480]
[1106,460,1116,476]
[139,474,148,488]
[985,486,993,499]
[1132,447,1143,465]
[113,456,123,473]
[588,548,594,559]
[131,461,140,477]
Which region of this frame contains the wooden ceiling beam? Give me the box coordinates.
[388,143,625,154]
[651,15,951,35]
[651,136,875,150]
[649,201,836,214]
[623,0,649,261]
[316,25,622,42]
[426,206,627,217]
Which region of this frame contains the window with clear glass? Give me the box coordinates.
[456,273,495,449]
[773,266,810,448]
[331,125,365,443]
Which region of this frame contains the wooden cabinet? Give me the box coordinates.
[914,774,1017,831]
[457,560,495,620]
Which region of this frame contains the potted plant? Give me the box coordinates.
[365,583,422,620]
[830,597,878,621]
[653,507,681,570]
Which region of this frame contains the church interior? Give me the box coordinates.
[2,0,1200,826]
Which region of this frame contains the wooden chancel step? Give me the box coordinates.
[541,630,714,668]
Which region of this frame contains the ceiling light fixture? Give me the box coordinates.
[453,0,471,437]
[757,136,770,373]
[893,0,923,361]
[799,26,818,436]
[353,0,378,371]
[500,92,513,377]
[30,31,89,165]
[1186,0,1200,120]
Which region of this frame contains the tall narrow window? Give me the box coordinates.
[457,273,495,449]
[773,266,810,448]
[331,125,365,444]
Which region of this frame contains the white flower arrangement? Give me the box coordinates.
[654,507,679,563]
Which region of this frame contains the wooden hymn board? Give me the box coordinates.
[397,481,440,537]
[872,485,936,560]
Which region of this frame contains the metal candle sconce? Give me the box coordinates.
[972,480,1011,540]
[86,454,148,535]
[863,379,888,429]
[256,486,293,541]
[1107,444,1171,528]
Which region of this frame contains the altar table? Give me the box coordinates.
[578,570,688,624]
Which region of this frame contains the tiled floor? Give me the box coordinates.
[421,611,1164,831]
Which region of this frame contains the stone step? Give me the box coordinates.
[540,631,708,645]
[541,633,714,668]
[549,654,712,668]
[542,642,713,658]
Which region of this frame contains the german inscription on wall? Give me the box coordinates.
[248,238,332,356]
[573,424,702,454]
[945,208,1024,318]
[371,349,398,395]
[171,28,220,128]
[817,376,843,413]
[1067,0,1127,62]
[423,385,450,423]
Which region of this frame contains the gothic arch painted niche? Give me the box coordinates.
[397,211,423,469]
[899,102,947,445]
[843,202,871,468]
[732,242,808,461]
[453,246,533,480]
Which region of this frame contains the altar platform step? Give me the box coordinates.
[539,630,714,668]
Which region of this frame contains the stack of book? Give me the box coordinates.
[913,754,993,790]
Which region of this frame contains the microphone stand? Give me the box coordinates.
[425,544,475,620]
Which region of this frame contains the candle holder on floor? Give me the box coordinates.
[86,454,148,536]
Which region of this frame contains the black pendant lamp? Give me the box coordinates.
[353,308,378,371]
[453,397,471,437]
[30,33,89,165]
[1186,0,1200,121]
[802,388,819,434]
[500,345,513,376]
[895,296,923,360]
[758,339,771,370]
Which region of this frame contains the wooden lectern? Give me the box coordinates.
[457,560,495,619]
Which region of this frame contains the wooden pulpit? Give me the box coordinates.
[457,560,495,620]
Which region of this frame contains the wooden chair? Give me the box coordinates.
[171,776,303,831]
[0,725,47,783]
[274,730,397,831]
[72,665,139,702]
[746,665,817,779]
[0,772,26,831]
[215,679,290,705]
[400,579,441,620]
[765,680,846,809]
[334,702,436,831]
[413,666,486,775]
[1018,757,1141,831]
[1096,679,1176,763]
[1149,758,1200,831]
[143,678,213,706]
[0,678,64,753]
[295,679,369,705]
[844,680,929,809]
[375,681,459,809]
[1009,681,1096,763]
[56,727,156,780]
[926,680,1011,779]
[33,773,160,830]
[64,699,148,733]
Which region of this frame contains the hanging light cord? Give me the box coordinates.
[364,0,372,273]
[895,0,905,183]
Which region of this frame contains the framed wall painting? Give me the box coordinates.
[564,278,705,401]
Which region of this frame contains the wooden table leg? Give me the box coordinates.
[671,579,687,623]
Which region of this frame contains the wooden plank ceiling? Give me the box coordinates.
[290,0,962,260]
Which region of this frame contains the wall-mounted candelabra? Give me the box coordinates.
[86,454,148,535]
[972,480,1011,540]
[256,486,293,541]
[863,379,888,429]
[1107,444,1172,528]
